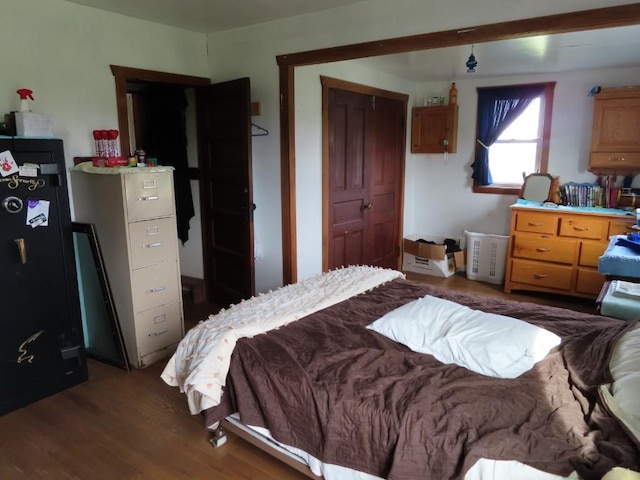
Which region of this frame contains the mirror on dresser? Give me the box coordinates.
[520,173,554,203]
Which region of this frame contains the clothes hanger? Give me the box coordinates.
[251,123,269,136]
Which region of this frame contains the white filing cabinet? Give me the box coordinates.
[71,166,184,368]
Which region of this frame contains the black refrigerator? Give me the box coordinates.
[0,137,87,416]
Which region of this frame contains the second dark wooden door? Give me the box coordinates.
[327,88,405,270]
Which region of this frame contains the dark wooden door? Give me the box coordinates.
[327,89,373,268]
[197,78,255,308]
[327,88,404,270]
[369,95,405,269]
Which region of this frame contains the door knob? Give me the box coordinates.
[362,202,373,210]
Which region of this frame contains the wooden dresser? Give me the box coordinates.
[71,166,184,368]
[504,204,635,299]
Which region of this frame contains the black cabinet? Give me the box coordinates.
[0,138,87,416]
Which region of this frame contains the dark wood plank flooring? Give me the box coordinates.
[0,273,598,479]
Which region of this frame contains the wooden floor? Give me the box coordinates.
[0,273,598,480]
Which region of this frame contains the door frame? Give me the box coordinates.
[277,4,640,285]
[111,66,210,157]
[321,76,408,272]
[110,65,211,290]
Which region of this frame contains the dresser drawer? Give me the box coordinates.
[558,216,607,240]
[135,302,183,358]
[131,261,180,312]
[510,259,573,291]
[128,217,178,269]
[512,234,576,265]
[124,172,175,221]
[609,218,637,237]
[578,241,606,268]
[514,212,558,235]
[575,268,605,296]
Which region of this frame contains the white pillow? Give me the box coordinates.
[600,323,640,444]
[366,295,561,379]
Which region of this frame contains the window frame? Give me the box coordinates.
[472,82,555,195]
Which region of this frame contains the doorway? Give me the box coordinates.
[110,66,255,308]
[322,77,408,271]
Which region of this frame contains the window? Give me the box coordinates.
[472,82,555,195]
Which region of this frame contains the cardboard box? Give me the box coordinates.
[402,235,465,278]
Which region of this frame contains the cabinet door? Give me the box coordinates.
[411,106,458,153]
[591,97,640,153]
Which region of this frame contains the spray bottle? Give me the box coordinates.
[16,89,34,112]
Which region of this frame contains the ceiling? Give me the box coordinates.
[352,24,640,82]
[64,0,640,81]
[63,0,366,33]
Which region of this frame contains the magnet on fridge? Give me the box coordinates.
[19,163,40,178]
[0,150,19,177]
[25,199,50,227]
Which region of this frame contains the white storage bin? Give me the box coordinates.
[464,231,509,285]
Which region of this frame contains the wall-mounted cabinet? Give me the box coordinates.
[589,86,640,175]
[411,105,458,154]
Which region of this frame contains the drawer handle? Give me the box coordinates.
[138,196,159,201]
[572,226,590,231]
[145,242,163,248]
[536,247,551,253]
[528,222,543,226]
[533,273,549,279]
[609,157,625,162]
[146,286,166,294]
[151,328,169,337]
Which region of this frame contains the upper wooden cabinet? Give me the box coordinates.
[589,86,640,175]
[411,105,458,154]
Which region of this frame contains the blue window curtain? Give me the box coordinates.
[471,84,546,186]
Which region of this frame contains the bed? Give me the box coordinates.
[161,266,640,480]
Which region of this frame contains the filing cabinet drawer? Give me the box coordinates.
[558,216,607,240]
[512,234,576,265]
[514,212,558,235]
[575,268,605,296]
[124,172,175,221]
[131,261,180,312]
[135,302,183,357]
[510,259,573,291]
[128,217,178,269]
[578,241,606,268]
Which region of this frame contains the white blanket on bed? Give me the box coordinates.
[161,266,404,414]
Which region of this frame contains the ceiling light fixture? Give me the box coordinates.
[466,45,478,73]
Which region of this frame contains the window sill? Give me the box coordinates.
[473,184,521,195]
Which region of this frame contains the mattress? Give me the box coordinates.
[599,235,640,279]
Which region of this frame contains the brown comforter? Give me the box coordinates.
[204,278,639,479]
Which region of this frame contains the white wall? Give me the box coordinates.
[207,0,639,287]
[1,0,209,278]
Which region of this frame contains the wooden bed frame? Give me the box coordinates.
[217,418,322,479]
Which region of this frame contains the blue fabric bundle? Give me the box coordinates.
[615,233,640,255]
